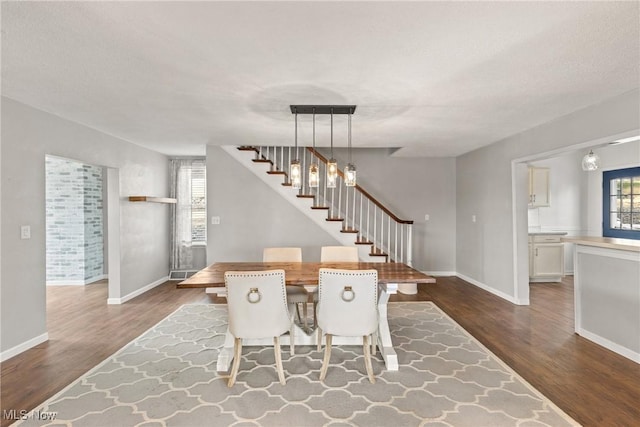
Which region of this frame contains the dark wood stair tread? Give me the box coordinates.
[355,240,373,245]
[267,170,286,175]
[326,218,344,222]
[296,194,315,199]
[311,206,330,210]
[341,228,359,233]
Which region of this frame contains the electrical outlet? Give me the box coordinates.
[472,215,477,223]
[424,214,430,221]
[211,216,221,225]
[21,225,31,239]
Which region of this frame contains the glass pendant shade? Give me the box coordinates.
[309,162,319,188]
[327,159,338,188]
[581,150,600,171]
[345,163,357,187]
[290,160,301,189]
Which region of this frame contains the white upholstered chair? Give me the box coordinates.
[316,268,379,383]
[224,269,294,387]
[312,245,360,327]
[262,247,310,331]
[320,246,359,262]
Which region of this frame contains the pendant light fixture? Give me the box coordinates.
[327,108,338,188]
[581,149,600,171]
[290,109,302,189]
[308,108,320,188]
[344,111,357,187]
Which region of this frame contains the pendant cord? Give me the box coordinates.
[312,108,316,155]
[348,112,352,164]
[330,108,334,158]
[294,110,298,156]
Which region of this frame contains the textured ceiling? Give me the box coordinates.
[2,1,639,157]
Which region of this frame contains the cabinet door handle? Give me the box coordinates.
[533,194,536,202]
[535,248,538,256]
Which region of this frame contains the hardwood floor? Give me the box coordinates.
[2,276,639,426]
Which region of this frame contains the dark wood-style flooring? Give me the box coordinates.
[2,276,639,426]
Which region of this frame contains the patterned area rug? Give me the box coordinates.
[16,302,578,426]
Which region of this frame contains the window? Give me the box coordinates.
[170,159,206,271]
[603,166,640,240]
[190,165,206,242]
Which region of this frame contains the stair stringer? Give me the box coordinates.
[222,146,382,262]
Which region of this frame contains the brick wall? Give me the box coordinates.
[46,156,104,284]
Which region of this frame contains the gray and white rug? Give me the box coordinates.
[16,302,579,426]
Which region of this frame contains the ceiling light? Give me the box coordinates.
[327,108,338,188]
[345,112,356,187]
[581,150,600,171]
[290,110,301,189]
[309,108,319,188]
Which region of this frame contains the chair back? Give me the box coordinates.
[224,269,290,339]
[317,268,378,336]
[263,247,302,262]
[320,246,359,262]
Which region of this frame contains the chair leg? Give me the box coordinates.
[302,302,308,332]
[228,337,242,387]
[274,336,286,385]
[371,331,377,356]
[313,301,318,329]
[363,335,376,384]
[316,326,323,351]
[294,303,302,323]
[289,325,295,355]
[319,334,332,381]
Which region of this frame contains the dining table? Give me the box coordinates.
[178,261,436,372]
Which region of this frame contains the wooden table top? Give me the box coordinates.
[177,262,436,288]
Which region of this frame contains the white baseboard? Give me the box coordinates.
[47,274,108,286]
[0,333,49,362]
[456,273,529,305]
[577,328,640,364]
[107,276,168,305]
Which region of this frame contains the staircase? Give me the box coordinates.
[223,145,413,265]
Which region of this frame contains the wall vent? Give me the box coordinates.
[169,270,198,280]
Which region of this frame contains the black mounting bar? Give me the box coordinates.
[290,105,357,115]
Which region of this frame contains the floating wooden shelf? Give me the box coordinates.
[128,196,177,204]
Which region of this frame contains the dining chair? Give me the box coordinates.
[312,245,360,328]
[262,247,310,331]
[224,269,295,387]
[315,268,379,384]
[320,245,359,262]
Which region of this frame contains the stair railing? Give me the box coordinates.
[249,146,414,266]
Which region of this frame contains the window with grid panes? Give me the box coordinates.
[603,166,640,240]
[190,164,207,242]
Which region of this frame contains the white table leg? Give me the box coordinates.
[217,330,236,372]
[377,282,398,371]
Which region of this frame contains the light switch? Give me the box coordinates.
[424,214,430,221]
[21,225,31,239]
[211,216,221,225]
[472,215,477,223]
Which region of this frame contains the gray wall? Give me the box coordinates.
[206,145,456,272]
[206,145,341,263]
[456,89,639,303]
[317,148,457,273]
[1,97,171,356]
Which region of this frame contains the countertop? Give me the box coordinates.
[528,230,568,236]
[561,236,640,252]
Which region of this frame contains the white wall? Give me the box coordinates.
[1,98,171,358]
[457,89,640,304]
[586,141,640,236]
[529,151,587,273]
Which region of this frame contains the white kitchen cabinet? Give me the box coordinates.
[528,167,549,207]
[529,234,564,282]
